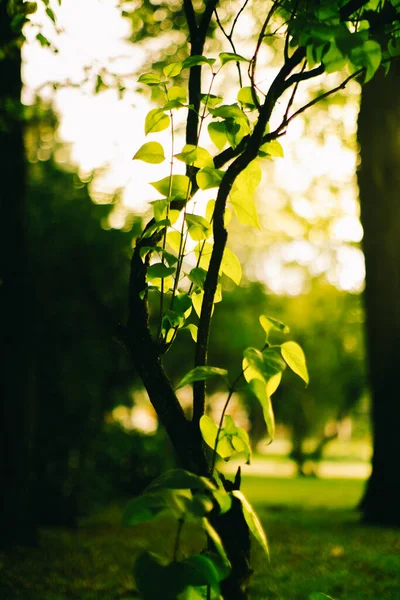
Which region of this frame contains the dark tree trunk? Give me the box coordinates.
[357,60,400,527]
[0,2,37,546]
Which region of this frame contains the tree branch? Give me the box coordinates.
[126,237,209,475]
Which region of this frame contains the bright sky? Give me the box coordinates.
[22,0,365,294]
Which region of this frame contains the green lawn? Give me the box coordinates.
[1,477,399,600]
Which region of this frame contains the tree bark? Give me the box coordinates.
[0,2,37,546]
[357,60,400,527]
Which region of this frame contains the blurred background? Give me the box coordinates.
[3,0,373,524]
[2,1,400,598]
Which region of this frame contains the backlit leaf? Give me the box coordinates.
[147,263,175,280]
[208,121,228,150]
[249,379,275,442]
[145,108,170,134]
[133,141,165,164]
[237,86,259,108]
[176,366,228,389]
[219,52,249,65]
[232,491,269,557]
[151,174,191,200]
[281,341,309,385]
[186,214,212,241]
[197,167,224,190]
[163,62,182,77]
[167,85,187,103]
[138,72,161,86]
[182,55,216,69]
[259,140,284,158]
[259,315,289,340]
[175,145,214,168]
[221,247,242,286]
[185,324,198,342]
[230,161,262,228]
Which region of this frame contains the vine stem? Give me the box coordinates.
[158,101,175,341]
[210,367,247,475]
[210,342,268,475]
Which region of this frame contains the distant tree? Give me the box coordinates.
[358,58,400,527]
[0,0,37,547]
[27,140,139,525]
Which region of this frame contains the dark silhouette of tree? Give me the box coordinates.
[0,0,37,547]
[358,59,400,527]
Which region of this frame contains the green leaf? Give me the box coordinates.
[350,40,381,82]
[281,341,309,385]
[201,94,223,109]
[133,141,165,164]
[179,554,222,591]
[259,315,289,340]
[176,366,228,389]
[167,230,182,253]
[202,519,231,570]
[145,108,170,134]
[167,85,187,103]
[219,52,249,66]
[211,490,232,515]
[200,415,250,463]
[230,161,262,228]
[196,167,224,190]
[150,199,169,222]
[235,427,252,464]
[192,291,204,318]
[147,262,175,280]
[193,241,214,271]
[208,121,228,150]
[123,493,170,526]
[182,55,216,69]
[142,218,171,239]
[175,145,214,168]
[206,200,231,226]
[200,415,234,460]
[147,469,216,492]
[163,62,183,77]
[259,140,284,158]
[309,594,336,600]
[45,6,56,23]
[178,586,207,599]
[163,309,185,330]
[248,379,275,442]
[237,86,259,108]
[188,267,207,289]
[172,293,192,315]
[138,72,162,86]
[185,324,198,342]
[36,33,51,47]
[186,214,212,241]
[323,42,347,73]
[231,491,269,557]
[266,372,282,396]
[211,104,247,120]
[151,174,191,200]
[221,247,242,286]
[243,347,286,382]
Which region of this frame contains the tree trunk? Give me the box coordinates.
[357,60,400,527]
[0,2,37,546]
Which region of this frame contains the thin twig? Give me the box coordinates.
[275,68,364,134]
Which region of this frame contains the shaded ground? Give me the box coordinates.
[1,477,399,600]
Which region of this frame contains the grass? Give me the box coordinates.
[1,476,399,600]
